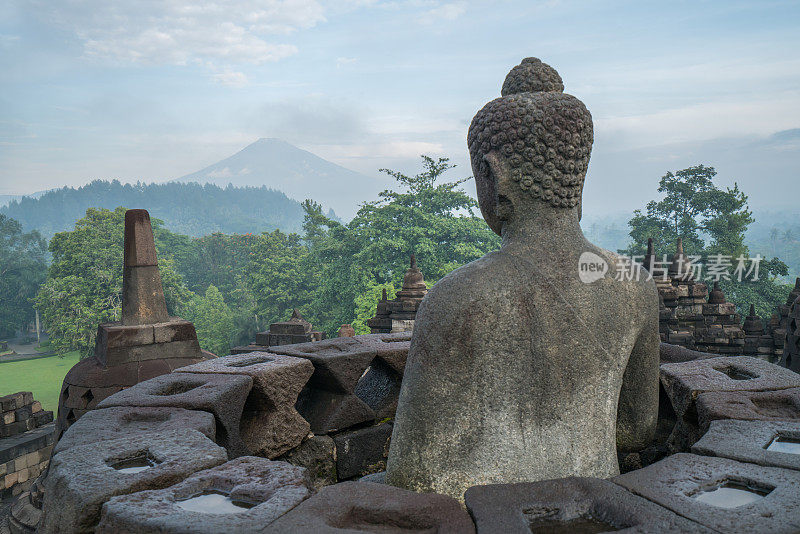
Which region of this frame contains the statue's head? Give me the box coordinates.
[468,57,593,235]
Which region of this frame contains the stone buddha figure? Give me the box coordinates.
[385,58,660,500]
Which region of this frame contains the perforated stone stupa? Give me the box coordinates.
[54,209,210,438]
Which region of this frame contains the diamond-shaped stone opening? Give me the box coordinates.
[765,434,800,454]
[523,508,623,533]
[227,355,273,368]
[107,450,162,474]
[65,409,76,425]
[176,489,258,514]
[152,381,204,396]
[712,365,758,381]
[81,389,94,407]
[690,479,773,509]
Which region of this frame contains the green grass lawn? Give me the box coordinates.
[0,352,81,413]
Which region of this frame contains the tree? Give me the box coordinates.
[625,165,789,317]
[180,285,235,356]
[0,214,48,338]
[302,155,501,334]
[243,230,316,328]
[34,207,192,357]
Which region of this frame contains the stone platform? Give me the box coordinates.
[6,336,793,532]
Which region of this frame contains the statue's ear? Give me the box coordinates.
[482,152,506,185]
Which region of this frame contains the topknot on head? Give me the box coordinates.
[501,57,564,96]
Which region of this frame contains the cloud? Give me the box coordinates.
[211,70,250,87]
[245,96,367,144]
[419,2,466,24]
[336,56,357,68]
[28,0,325,66]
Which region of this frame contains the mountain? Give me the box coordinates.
[0,181,307,239]
[0,189,51,208]
[174,138,378,219]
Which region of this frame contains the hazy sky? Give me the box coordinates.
[1,0,799,216]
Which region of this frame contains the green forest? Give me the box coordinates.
[0,180,316,238]
[1,158,795,358]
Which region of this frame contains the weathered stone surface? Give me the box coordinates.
[386,58,660,500]
[359,471,386,484]
[659,343,717,364]
[271,338,376,433]
[7,491,41,534]
[264,481,475,533]
[175,352,313,458]
[40,428,227,533]
[692,419,800,471]
[333,423,392,481]
[96,457,312,534]
[696,388,800,432]
[613,453,800,533]
[97,372,252,456]
[54,407,216,456]
[277,436,336,490]
[660,356,800,421]
[354,359,403,420]
[122,209,169,326]
[465,477,712,534]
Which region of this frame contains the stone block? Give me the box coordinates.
[277,436,337,490]
[0,424,55,464]
[96,457,312,534]
[613,453,800,533]
[102,339,203,367]
[13,406,32,423]
[697,388,800,432]
[97,372,252,457]
[96,323,155,351]
[692,419,800,472]
[270,337,375,394]
[354,358,403,419]
[230,344,268,355]
[54,406,216,456]
[8,490,42,533]
[40,428,227,533]
[264,481,475,533]
[660,356,800,421]
[356,332,412,374]
[295,389,375,435]
[0,394,26,414]
[175,352,313,458]
[465,477,712,533]
[271,338,377,433]
[153,320,198,344]
[1,412,13,425]
[332,423,392,481]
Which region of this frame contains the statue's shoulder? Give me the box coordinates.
[593,245,659,303]
[424,251,508,305]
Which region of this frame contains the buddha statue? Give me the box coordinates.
[385,58,660,500]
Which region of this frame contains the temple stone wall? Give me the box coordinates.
[651,238,798,364]
[0,392,54,500]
